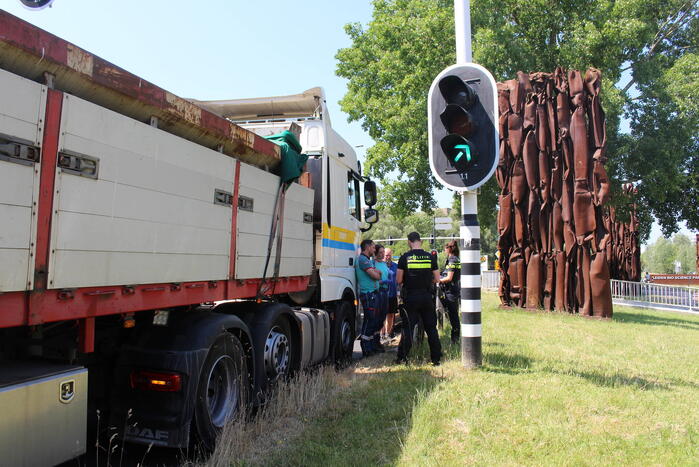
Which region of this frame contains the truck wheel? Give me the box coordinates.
[193,332,247,451]
[263,316,293,382]
[412,318,425,347]
[331,300,355,367]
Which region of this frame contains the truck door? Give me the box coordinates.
[323,156,360,268]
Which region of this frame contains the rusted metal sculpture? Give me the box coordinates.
[496,68,613,317]
[605,184,641,282]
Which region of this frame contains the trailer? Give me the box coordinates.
[0,10,377,465]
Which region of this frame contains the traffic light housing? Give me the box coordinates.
[428,64,498,191]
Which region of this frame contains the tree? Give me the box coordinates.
[362,207,499,266]
[337,0,455,218]
[672,234,698,274]
[336,0,698,241]
[641,234,697,274]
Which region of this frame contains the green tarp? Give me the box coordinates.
[264,130,308,184]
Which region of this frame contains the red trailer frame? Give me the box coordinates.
[0,11,311,349]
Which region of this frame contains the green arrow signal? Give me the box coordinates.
[453,144,471,162]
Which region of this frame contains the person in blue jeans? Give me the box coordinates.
[382,247,399,340]
[373,244,390,351]
[356,239,381,356]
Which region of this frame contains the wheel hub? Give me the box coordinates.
[264,326,289,379]
[206,355,240,428]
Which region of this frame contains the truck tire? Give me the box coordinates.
[412,318,425,347]
[192,332,247,451]
[331,300,356,367]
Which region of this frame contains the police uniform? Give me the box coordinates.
[396,249,442,364]
[441,255,461,343]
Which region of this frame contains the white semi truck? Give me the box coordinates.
[0,10,377,465]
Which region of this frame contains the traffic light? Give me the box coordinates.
[428,64,498,191]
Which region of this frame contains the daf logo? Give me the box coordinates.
[126,426,169,442]
[59,379,75,403]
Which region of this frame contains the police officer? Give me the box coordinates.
[439,240,461,344]
[395,232,442,365]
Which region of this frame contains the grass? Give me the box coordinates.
[212,294,699,466]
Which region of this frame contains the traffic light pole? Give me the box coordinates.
[454,0,482,368]
[454,0,472,63]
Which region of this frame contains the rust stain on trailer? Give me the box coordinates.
[229,124,281,160]
[165,92,202,126]
[230,123,256,146]
[66,44,93,76]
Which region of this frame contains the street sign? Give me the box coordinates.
[434,216,452,224]
[435,223,453,231]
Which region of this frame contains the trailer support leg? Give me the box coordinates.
[79,317,95,353]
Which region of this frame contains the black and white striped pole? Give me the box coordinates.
[460,192,482,368]
[427,0,498,369]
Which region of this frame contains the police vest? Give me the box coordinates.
[398,249,437,293]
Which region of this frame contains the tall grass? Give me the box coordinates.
[201,366,344,467]
[250,295,699,466]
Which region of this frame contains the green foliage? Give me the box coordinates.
[363,209,459,264]
[336,0,455,218]
[641,233,697,274]
[337,0,698,241]
[665,53,699,124]
[363,207,498,266]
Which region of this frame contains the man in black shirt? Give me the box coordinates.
[396,232,443,365]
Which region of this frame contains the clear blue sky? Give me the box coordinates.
[2,0,693,245]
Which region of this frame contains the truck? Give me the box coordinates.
[0,10,378,465]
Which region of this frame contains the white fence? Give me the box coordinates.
[481,270,500,290]
[611,279,699,313]
[479,273,699,314]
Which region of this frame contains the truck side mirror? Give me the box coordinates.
[364,180,377,207]
[364,208,379,224]
[360,208,379,233]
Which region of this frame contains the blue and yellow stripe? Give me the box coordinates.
[321,223,358,251]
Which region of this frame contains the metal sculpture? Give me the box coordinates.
[496,68,613,317]
[605,184,641,282]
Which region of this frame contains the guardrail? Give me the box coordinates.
[611,279,698,313]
